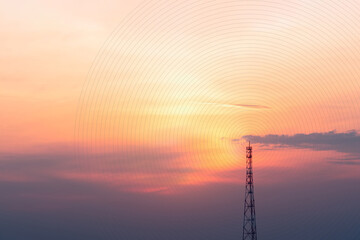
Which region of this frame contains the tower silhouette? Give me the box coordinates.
[242,142,257,240]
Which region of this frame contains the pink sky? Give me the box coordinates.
[1,0,360,193]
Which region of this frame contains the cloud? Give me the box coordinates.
[0,143,245,195]
[198,102,269,109]
[0,146,189,194]
[239,130,360,164]
[230,103,270,109]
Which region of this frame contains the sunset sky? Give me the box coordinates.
[1,0,360,239]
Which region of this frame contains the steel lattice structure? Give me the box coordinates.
[242,142,257,240]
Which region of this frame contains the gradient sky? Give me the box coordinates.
[1,0,360,239]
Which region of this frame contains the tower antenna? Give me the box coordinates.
[242,142,257,240]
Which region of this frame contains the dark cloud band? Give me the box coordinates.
[238,130,360,163]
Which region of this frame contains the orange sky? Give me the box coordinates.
[1,0,360,193]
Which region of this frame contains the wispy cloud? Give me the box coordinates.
[198,102,270,109]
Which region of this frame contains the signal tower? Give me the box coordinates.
[242,142,257,240]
